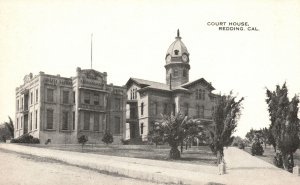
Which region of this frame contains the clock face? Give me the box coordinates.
[182,54,189,62]
[166,55,171,62]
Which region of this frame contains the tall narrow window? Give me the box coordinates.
[185,103,189,116]
[94,113,99,131]
[183,69,187,77]
[84,92,90,104]
[36,89,38,103]
[17,100,19,111]
[196,105,200,118]
[200,106,204,118]
[202,90,206,100]
[16,118,19,129]
[94,93,99,105]
[63,91,69,104]
[30,92,33,105]
[130,89,133,100]
[114,117,120,134]
[72,111,75,130]
[62,111,68,130]
[46,109,53,129]
[163,103,168,114]
[73,91,75,104]
[30,112,32,131]
[141,123,144,135]
[47,89,54,102]
[154,102,158,115]
[21,97,23,109]
[21,116,23,128]
[35,110,38,129]
[115,98,121,110]
[141,102,144,116]
[84,112,90,130]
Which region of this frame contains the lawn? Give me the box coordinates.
[27,144,217,166]
[244,145,300,167]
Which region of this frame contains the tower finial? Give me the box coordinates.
[177,29,180,37]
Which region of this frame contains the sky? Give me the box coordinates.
[0,0,299,137]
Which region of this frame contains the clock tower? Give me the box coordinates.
[165,29,190,88]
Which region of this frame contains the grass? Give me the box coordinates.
[244,145,300,167]
[24,143,217,166]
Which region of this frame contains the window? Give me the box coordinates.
[63,91,69,104]
[153,102,158,115]
[202,90,206,100]
[185,103,189,116]
[141,102,144,116]
[200,106,204,118]
[21,116,23,128]
[84,92,90,104]
[17,100,19,111]
[174,49,179,55]
[114,117,120,134]
[84,112,90,130]
[94,93,99,105]
[30,112,32,131]
[163,103,168,114]
[196,105,200,117]
[130,89,133,100]
[73,91,75,104]
[46,109,54,129]
[47,89,54,102]
[115,98,121,110]
[35,110,38,129]
[36,89,38,103]
[72,111,75,130]
[16,118,19,129]
[30,92,33,105]
[94,113,99,131]
[62,111,68,130]
[141,123,144,135]
[21,97,23,109]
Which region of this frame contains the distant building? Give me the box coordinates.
[125,30,218,142]
[15,67,126,144]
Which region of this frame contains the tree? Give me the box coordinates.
[147,129,164,147]
[154,113,189,159]
[266,83,300,172]
[78,135,88,152]
[245,128,256,144]
[209,92,244,165]
[102,131,113,145]
[4,116,14,138]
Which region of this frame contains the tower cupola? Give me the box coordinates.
[165,29,190,87]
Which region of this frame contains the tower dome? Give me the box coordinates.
[166,29,189,62]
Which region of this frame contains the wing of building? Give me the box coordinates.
[15,68,126,144]
[125,30,219,142]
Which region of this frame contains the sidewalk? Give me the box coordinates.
[0,144,299,185]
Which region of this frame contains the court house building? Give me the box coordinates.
[125,30,218,142]
[15,67,126,144]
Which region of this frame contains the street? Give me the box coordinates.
[0,149,162,185]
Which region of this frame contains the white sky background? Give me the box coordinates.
[0,0,299,138]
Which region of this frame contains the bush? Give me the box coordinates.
[120,138,130,145]
[273,152,283,168]
[10,134,40,144]
[78,135,88,145]
[238,142,245,149]
[251,141,264,155]
[102,131,113,145]
[232,142,239,147]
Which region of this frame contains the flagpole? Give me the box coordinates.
[91,33,93,69]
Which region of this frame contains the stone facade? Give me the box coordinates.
[125,30,218,142]
[15,68,126,144]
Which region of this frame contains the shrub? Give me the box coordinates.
[78,135,88,152]
[102,131,113,145]
[273,152,283,168]
[10,134,40,144]
[251,141,264,155]
[120,138,130,145]
[238,142,245,149]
